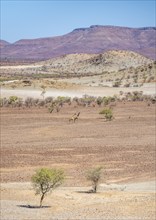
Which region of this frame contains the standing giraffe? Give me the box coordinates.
[69,112,80,123]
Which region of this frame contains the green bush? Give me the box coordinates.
[9,96,19,104]
[96,97,103,106]
[80,95,96,106]
[56,96,71,104]
[102,96,115,105]
[99,108,113,121]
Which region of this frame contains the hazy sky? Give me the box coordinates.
[1,0,155,43]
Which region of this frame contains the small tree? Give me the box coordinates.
[31,168,64,207]
[86,167,103,193]
[41,90,46,99]
[40,85,46,99]
[99,108,113,121]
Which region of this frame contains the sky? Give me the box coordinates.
[0,0,155,43]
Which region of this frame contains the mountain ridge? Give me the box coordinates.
[0,25,155,61]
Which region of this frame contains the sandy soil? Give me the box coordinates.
[0,102,156,219]
[0,64,42,69]
[1,82,155,100]
[1,181,155,220]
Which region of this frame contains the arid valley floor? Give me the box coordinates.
[1,101,156,219]
[0,49,156,219]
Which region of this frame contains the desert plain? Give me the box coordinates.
[0,100,156,219]
[0,49,156,219]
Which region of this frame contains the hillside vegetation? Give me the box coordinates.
[0,50,155,88]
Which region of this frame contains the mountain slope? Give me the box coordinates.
[0,25,155,60]
[0,40,10,49]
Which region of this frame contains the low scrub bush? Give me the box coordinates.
[103,96,116,105]
[1,94,155,109]
[79,95,96,106]
[9,96,19,104]
[45,97,53,104]
[113,81,121,87]
[99,108,113,121]
[25,97,34,107]
[96,97,103,106]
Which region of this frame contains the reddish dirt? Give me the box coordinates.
[1,101,155,185]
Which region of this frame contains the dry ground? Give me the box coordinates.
[1,182,155,220]
[0,102,156,219]
[1,82,155,100]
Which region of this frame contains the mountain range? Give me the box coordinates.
[0,25,155,61]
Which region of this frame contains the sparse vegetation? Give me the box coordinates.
[0,49,155,219]
[79,95,96,107]
[0,93,155,109]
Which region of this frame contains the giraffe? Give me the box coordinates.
[69,112,80,123]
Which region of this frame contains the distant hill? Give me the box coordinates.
[0,40,10,49]
[1,50,155,87]
[37,50,153,76]
[0,25,155,61]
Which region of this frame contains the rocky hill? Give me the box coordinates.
[1,50,155,86]
[0,25,155,61]
[38,50,153,75]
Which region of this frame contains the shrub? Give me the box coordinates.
[45,97,53,104]
[113,81,121,87]
[99,108,113,121]
[96,97,103,106]
[131,91,143,101]
[0,98,9,107]
[38,100,45,107]
[32,98,40,106]
[9,96,19,104]
[25,97,34,107]
[55,96,71,105]
[79,95,96,106]
[103,96,115,106]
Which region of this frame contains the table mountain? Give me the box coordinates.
[0,25,155,61]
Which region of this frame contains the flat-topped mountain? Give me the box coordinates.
[0,25,155,61]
